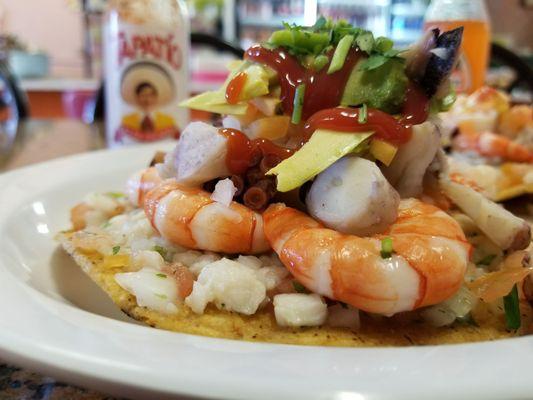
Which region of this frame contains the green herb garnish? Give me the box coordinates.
[106,192,126,199]
[313,54,329,71]
[293,281,309,293]
[267,17,403,69]
[112,246,120,255]
[327,34,354,74]
[476,254,497,267]
[291,83,306,124]
[153,245,167,259]
[358,103,368,124]
[503,284,521,330]
[156,273,167,279]
[155,293,168,300]
[380,237,393,259]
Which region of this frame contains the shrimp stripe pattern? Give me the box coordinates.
[263,199,471,315]
[453,130,533,163]
[144,180,270,254]
[126,166,163,207]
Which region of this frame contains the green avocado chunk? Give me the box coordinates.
[340,58,408,114]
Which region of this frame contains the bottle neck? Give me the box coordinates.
[425,0,489,22]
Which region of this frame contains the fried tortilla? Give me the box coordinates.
[58,230,518,347]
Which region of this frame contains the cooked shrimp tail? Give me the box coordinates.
[263,199,471,315]
[144,180,269,254]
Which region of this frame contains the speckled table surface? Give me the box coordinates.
[0,364,121,400]
[0,119,121,399]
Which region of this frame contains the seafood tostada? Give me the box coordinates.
[440,86,533,202]
[60,19,533,346]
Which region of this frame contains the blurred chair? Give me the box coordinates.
[88,33,244,123]
[490,42,533,93]
[0,60,29,155]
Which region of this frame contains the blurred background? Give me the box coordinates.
[0,0,530,121]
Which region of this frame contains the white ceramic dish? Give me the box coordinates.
[0,144,531,400]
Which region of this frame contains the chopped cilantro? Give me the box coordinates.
[106,192,126,199]
[476,254,497,267]
[156,273,167,279]
[380,237,393,259]
[101,221,111,229]
[112,246,120,255]
[293,281,309,293]
[503,284,521,330]
[267,16,402,68]
[155,293,168,300]
[153,245,167,259]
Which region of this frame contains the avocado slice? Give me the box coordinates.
[340,58,408,114]
[267,129,373,192]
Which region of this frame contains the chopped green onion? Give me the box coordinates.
[106,192,126,199]
[476,254,496,266]
[153,245,167,259]
[101,221,111,229]
[156,273,167,279]
[291,84,306,124]
[293,281,309,293]
[112,246,120,255]
[313,54,329,71]
[358,104,368,124]
[503,284,521,330]
[380,237,393,259]
[155,293,168,300]
[327,34,354,74]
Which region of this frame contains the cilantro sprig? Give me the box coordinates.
[268,16,403,71]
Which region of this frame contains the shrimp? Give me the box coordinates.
[453,129,533,163]
[498,105,532,139]
[143,180,270,254]
[126,166,163,207]
[263,199,471,315]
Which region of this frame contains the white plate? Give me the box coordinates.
[0,144,531,400]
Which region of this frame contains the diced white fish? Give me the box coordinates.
[175,121,230,186]
[273,293,327,327]
[382,121,440,197]
[306,156,400,236]
[185,258,266,315]
[115,267,179,314]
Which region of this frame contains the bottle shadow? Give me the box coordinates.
[49,246,141,325]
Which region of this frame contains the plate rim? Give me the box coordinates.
[0,145,532,400]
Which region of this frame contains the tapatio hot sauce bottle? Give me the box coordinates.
[104,0,189,147]
[424,0,490,94]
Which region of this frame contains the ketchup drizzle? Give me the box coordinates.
[303,82,430,145]
[219,128,294,174]
[225,72,248,104]
[245,45,362,119]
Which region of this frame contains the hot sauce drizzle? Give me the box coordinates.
[245,45,362,120]
[245,44,430,145]
[225,72,248,104]
[219,128,294,174]
[303,82,430,145]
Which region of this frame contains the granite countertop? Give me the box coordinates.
[0,364,121,400]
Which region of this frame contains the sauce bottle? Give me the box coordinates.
[103,0,190,147]
[424,0,490,94]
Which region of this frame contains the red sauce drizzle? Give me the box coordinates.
[245,45,362,119]
[303,82,430,145]
[225,72,248,104]
[219,128,294,174]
